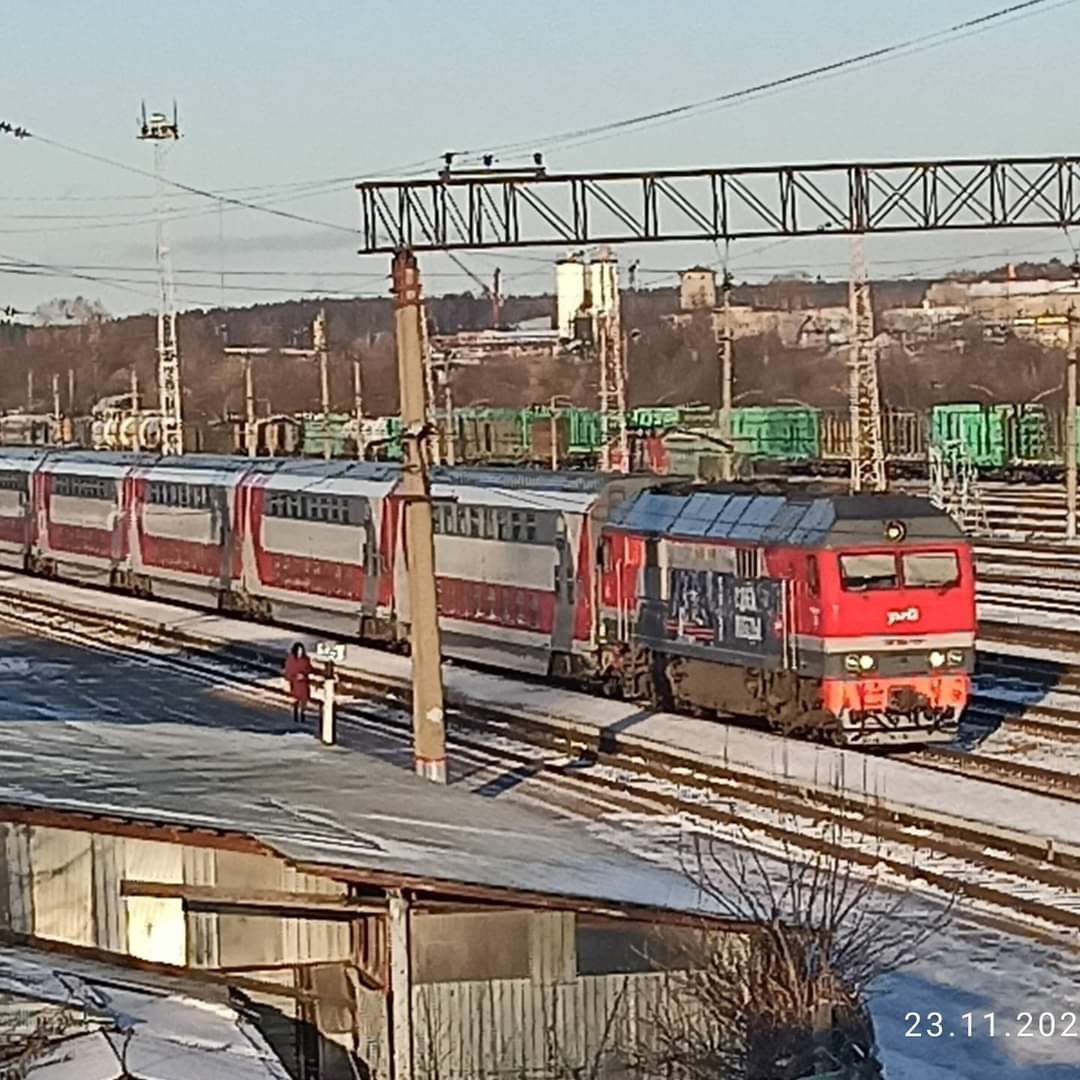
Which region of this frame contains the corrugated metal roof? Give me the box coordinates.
[610,489,835,546]
[608,489,960,546]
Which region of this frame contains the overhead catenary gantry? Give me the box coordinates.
[357,155,1080,252]
[358,152,1080,497]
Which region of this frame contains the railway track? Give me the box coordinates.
[2,588,1080,951]
[898,746,1080,800]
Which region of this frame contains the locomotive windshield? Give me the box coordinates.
[901,551,960,588]
[839,550,961,591]
[839,553,898,591]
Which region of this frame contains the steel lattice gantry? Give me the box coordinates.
[358,155,1080,252]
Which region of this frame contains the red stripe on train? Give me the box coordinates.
[0,516,28,545]
[436,576,555,635]
[247,484,365,601]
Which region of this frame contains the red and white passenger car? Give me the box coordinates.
[0,450,975,746]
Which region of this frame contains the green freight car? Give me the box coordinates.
[929,402,1057,471]
[731,406,820,460]
[300,413,353,458]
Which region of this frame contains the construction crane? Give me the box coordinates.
[358,154,1080,492]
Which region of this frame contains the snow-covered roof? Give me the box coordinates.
[0,688,711,915]
[0,947,290,1080]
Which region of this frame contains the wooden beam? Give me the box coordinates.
[120,880,387,917]
[0,931,318,1003]
[0,803,267,855]
[388,890,413,1080]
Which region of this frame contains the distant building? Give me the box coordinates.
[666,304,851,348]
[679,267,717,311]
[925,278,1080,319]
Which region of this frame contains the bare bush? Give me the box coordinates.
[635,824,955,1079]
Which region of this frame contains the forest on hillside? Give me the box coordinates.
[0,270,1068,421]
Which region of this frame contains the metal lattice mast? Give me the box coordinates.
[138,104,183,456]
[419,306,441,465]
[595,253,627,472]
[847,235,886,493]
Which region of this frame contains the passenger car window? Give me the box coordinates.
[902,551,960,588]
[839,553,897,591]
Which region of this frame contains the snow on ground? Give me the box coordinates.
[873,924,1080,1079]
[3,571,1078,852]
[572,812,1080,1080]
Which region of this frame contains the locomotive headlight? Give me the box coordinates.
[947,649,964,666]
[846,653,876,672]
[929,650,947,668]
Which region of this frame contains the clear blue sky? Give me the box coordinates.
[3,0,1080,316]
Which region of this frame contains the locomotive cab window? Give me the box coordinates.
[901,551,960,588]
[839,552,898,591]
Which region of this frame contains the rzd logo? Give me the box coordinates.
[886,606,920,626]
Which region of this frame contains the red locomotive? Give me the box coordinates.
[0,450,974,747]
[597,487,973,744]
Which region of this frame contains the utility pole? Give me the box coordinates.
[67,368,75,416]
[315,307,330,417]
[138,102,184,456]
[392,250,447,784]
[51,373,60,425]
[281,311,333,459]
[847,235,887,493]
[440,357,456,467]
[131,368,141,452]
[490,268,503,328]
[1067,309,1078,541]
[718,266,735,481]
[315,308,331,461]
[26,370,33,412]
[224,346,271,458]
[352,354,366,459]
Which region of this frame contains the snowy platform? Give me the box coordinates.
[1,572,1079,856]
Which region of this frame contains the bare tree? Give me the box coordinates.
[0,1006,78,1079]
[636,823,955,1080]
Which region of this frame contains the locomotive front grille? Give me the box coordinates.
[888,686,928,712]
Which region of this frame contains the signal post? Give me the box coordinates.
[392,250,447,783]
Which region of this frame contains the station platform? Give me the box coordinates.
[0,570,1076,857]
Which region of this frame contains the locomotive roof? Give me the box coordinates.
[608,487,964,547]
[0,450,646,491]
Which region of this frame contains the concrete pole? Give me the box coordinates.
[1067,318,1078,541]
[315,309,330,416]
[599,324,610,471]
[131,368,141,452]
[26,369,33,412]
[51,373,60,423]
[67,368,75,415]
[392,250,447,784]
[353,356,366,460]
[444,370,456,467]
[244,354,256,458]
[550,399,559,472]
[719,271,735,481]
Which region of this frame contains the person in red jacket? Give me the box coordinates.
[283,642,314,725]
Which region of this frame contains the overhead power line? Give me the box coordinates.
[453,0,1073,161]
